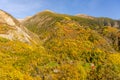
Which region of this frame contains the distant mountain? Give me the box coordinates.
[76,14,95,19]
[18,16,32,23]
[76,14,120,27]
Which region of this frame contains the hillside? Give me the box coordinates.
[0,10,47,80]
[0,10,120,79]
[0,10,39,44]
[23,11,120,51]
[22,11,120,79]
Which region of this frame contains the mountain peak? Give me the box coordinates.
[76,14,94,19]
[35,10,54,16]
[43,10,54,13]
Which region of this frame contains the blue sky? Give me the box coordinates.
[0,0,120,19]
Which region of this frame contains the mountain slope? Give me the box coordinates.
[0,10,39,44]
[0,10,120,80]
[0,10,48,80]
[22,11,120,51]
[22,11,120,79]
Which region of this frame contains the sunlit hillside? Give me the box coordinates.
[0,10,120,80]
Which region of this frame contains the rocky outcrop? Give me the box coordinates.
[0,10,39,44]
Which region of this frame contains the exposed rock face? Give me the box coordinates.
[0,10,19,26]
[0,10,38,43]
[114,22,119,27]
